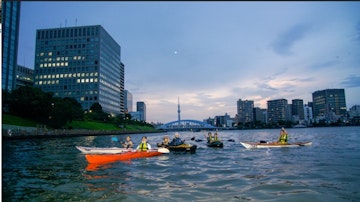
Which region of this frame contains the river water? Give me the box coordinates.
[3,127,360,201]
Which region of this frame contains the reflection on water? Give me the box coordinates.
[3,127,360,201]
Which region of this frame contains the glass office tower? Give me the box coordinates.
[2,1,21,92]
[34,25,124,116]
[312,89,346,119]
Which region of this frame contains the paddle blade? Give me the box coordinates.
[158,148,170,154]
[111,137,119,142]
[191,136,195,141]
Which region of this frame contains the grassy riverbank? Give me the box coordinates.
[2,114,159,138]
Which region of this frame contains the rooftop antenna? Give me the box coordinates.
[65,19,67,27]
[75,18,77,26]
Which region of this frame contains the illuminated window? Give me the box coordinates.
[81,73,85,77]
[40,64,43,68]
[57,63,60,67]
[48,52,52,56]
[80,97,84,101]
[60,74,63,78]
[77,56,81,60]
[77,79,80,83]
[65,62,68,66]
[44,63,48,67]
[81,79,85,83]
[49,58,52,61]
[40,52,45,56]
[77,73,81,77]
[56,74,59,78]
[61,62,64,66]
[90,78,93,82]
[61,57,64,61]
[56,57,60,61]
[39,81,42,85]
[52,75,55,78]
[73,56,77,60]
[44,75,47,79]
[85,79,89,82]
[65,57,68,61]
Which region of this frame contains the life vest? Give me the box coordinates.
[279,133,288,143]
[139,142,148,151]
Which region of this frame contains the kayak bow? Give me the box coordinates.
[240,141,312,149]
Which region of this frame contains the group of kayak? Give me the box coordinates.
[77,128,312,168]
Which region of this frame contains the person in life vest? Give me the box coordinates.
[277,127,288,144]
[213,132,220,142]
[169,132,184,146]
[136,136,152,151]
[122,135,134,149]
[205,132,213,143]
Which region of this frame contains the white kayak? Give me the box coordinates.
[76,146,170,154]
[240,141,312,149]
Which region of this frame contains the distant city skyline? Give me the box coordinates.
[17,2,360,123]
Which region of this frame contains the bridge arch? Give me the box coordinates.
[158,119,216,131]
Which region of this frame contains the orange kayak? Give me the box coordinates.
[85,150,163,164]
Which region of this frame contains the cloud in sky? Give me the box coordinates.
[341,75,360,88]
[17,2,360,123]
[271,23,312,56]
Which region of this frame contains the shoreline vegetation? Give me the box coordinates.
[2,114,160,140]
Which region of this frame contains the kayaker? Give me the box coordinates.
[169,133,184,146]
[205,132,213,143]
[122,135,134,148]
[136,136,152,151]
[213,132,220,141]
[277,127,288,144]
[158,135,170,148]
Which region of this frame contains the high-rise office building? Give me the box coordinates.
[267,99,289,123]
[253,107,267,124]
[2,1,21,92]
[312,89,346,119]
[136,101,146,121]
[34,25,124,116]
[292,99,305,121]
[237,99,254,124]
[124,90,133,113]
[304,104,313,124]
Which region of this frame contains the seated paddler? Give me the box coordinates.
[169,132,184,146]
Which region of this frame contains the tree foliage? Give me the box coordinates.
[5,86,84,128]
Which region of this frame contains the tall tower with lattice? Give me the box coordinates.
[178,97,181,124]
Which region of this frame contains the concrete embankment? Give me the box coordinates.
[2,124,160,139]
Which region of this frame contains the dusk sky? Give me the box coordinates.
[17,1,360,123]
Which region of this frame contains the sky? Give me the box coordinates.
[17,1,360,123]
